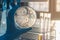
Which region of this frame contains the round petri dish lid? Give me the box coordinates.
[14,6,36,28]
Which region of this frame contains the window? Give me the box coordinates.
[56,0,60,12]
[28,0,49,12]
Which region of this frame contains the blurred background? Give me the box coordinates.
[0,0,60,40]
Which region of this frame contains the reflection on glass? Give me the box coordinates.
[0,11,2,25]
[0,10,7,36]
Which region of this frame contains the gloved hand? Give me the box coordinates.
[0,5,32,40]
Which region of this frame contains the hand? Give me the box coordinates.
[0,6,32,40]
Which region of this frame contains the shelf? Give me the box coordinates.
[21,0,48,2]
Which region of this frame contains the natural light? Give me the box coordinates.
[55,20,60,40]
